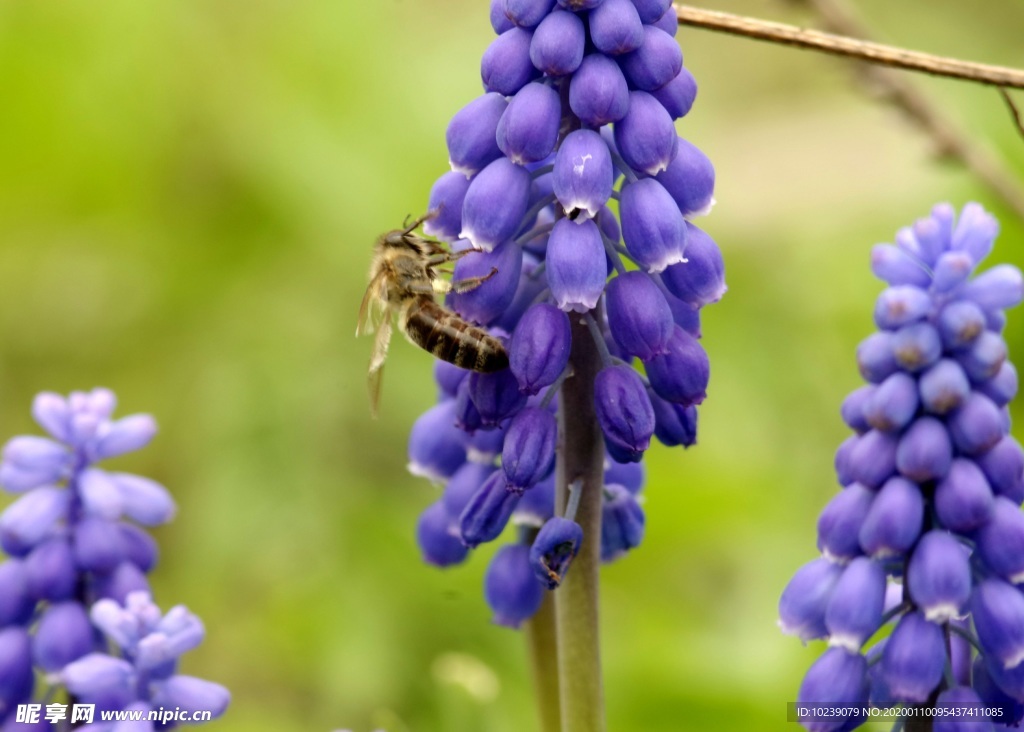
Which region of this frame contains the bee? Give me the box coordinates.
[357,213,510,416]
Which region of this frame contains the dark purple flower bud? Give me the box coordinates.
[631,0,670,22]
[484,543,543,628]
[862,372,918,432]
[907,531,971,622]
[460,158,532,251]
[858,477,922,559]
[619,26,681,91]
[454,377,484,433]
[605,456,645,494]
[651,67,696,119]
[649,391,697,447]
[614,92,678,176]
[552,130,614,221]
[870,244,930,287]
[92,562,149,604]
[605,272,673,359]
[919,359,971,414]
[977,437,1024,502]
[495,255,549,331]
[546,218,608,312]
[443,462,496,519]
[152,676,230,721]
[856,332,898,384]
[825,557,885,650]
[972,578,1024,671]
[938,300,986,350]
[834,435,858,486]
[503,407,556,490]
[491,0,515,33]
[664,289,701,337]
[896,416,953,482]
[496,83,561,165]
[934,687,994,732]
[935,458,994,533]
[468,369,528,427]
[0,560,33,627]
[644,325,709,406]
[509,303,570,395]
[778,558,844,642]
[974,655,1024,721]
[448,243,523,328]
[460,471,520,548]
[0,486,70,556]
[817,483,874,562]
[435,360,469,400]
[73,517,125,573]
[948,392,1005,456]
[407,401,467,483]
[601,484,644,562]
[530,517,584,589]
[891,322,942,372]
[840,386,872,433]
[976,497,1024,583]
[588,0,643,55]
[569,53,630,127]
[963,265,1024,312]
[503,0,555,27]
[654,139,715,218]
[847,430,898,489]
[417,502,469,568]
[481,27,539,96]
[881,611,945,703]
[33,601,94,672]
[620,178,687,273]
[594,365,655,463]
[467,421,506,463]
[513,473,555,526]
[23,537,76,601]
[979,361,1018,407]
[873,286,931,330]
[796,648,869,732]
[445,94,507,178]
[957,331,1007,383]
[0,628,34,717]
[425,172,473,242]
[529,9,585,75]
[118,523,157,573]
[660,223,725,307]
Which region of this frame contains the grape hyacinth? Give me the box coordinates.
[779,203,1024,731]
[410,0,721,634]
[0,390,228,728]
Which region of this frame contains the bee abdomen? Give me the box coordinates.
[403,298,509,372]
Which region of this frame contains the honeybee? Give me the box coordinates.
[357,213,510,416]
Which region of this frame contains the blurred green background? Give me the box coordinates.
[0,1,1023,730]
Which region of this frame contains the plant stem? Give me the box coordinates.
[554,315,607,732]
[526,591,562,732]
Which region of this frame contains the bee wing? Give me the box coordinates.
[356,272,388,337]
[367,317,392,418]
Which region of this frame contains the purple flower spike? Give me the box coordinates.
[497,82,561,165]
[601,484,645,562]
[644,326,710,406]
[919,359,971,414]
[935,458,994,532]
[891,322,942,372]
[856,332,898,384]
[503,0,555,27]
[407,401,467,483]
[553,129,614,221]
[546,218,608,313]
[631,0,671,23]
[935,688,994,732]
[481,27,538,96]
[619,26,682,91]
[460,158,532,252]
[963,265,1024,312]
[509,303,571,395]
[613,91,678,175]
[620,178,687,273]
[594,365,655,464]
[797,648,869,732]
[448,241,524,325]
[588,0,643,55]
[972,578,1024,671]
[863,373,918,433]
[529,10,585,75]
[976,437,1024,502]
[976,497,1024,583]
[468,369,528,428]
[649,393,697,447]
[907,531,971,622]
[937,300,986,349]
[529,517,584,589]
[484,544,544,629]
[569,53,630,127]
[881,611,945,703]
[460,472,521,548]
[817,483,874,563]
[446,94,507,178]
[846,430,898,490]
[651,67,698,121]
[873,286,931,330]
[605,272,673,360]
[660,223,725,307]
[896,416,953,483]
[33,601,93,672]
[948,392,1005,456]
[857,476,923,559]
[417,502,468,568]
[425,172,473,241]
[778,558,844,642]
[503,407,557,491]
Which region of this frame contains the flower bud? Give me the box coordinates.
[972,578,1024,671]
[934,687,993,732]
[408,402,467,483]
[595,365,655,463]
[481,27,539,96]
[958,331,1008,383]
[0,560,33,627]
[931,251,974,294]
[60,651,135,701]
[834,435,858,486]
[973,655,1024,720]
[796,648,869,732]
[979,361,1018,406]
[605,272,673,360]
[977,437,1024,502]
[892,322,942,372]
[873,286,931,330]
[948,392,1005,456]
[113,473,176,526]
[948,201,996,261]
[76,468,122,521]
[601,484,644,562]
[32,391,71,443]
[509,303,571,395]
[644,327,709,408]
[468,369,528,427]
[840,386,872,434]
[2,436,70,482]
[651,67,697,119]
[907,531,971,622]
[454,378,484,433]
[896,416,953,483]
[513,474,555,527]
[33,601,94,672]
[529,9,585,74]
[863,372,918,432]
[568,53,630,127]
[825,557,886,650]
[935,458,994,533]
[417,502,469,568]
[778,558,844,642]
[445,94,507,178]
[963,265,1024,312]
[503,407,557,491]
[619,26,681,91]
[588,0,643,55]
[552,129,614,221]
[23,537,76,601]
[546,218,608,312]
[976,497,1024,583]
[93,561,150,604]
[73,517,126,573]
[881,611,945,703]
[0,627,34,715]
[530,517,584,589]
[661,223,725,307]
[613,92,678,175]
[460,158,532,252]
[665,290,701,337]
[93,415,157,461]
[656,141,716,219]
[919,359,970,414]
[631,0,671,22]
[870,244,930,287]
[649,391,697,447]
[858,477,922,559]
[856,332,897,384]
[448,240,524,325]
[435,360,469,400]
[460,472,520,548]
[937,300,986,349]
[620,178,686,273]
[497,83,561,165]
[817,483,873,562]
[0,486,70,556]
[605,457,645,495]
[118,523,157,573]
[503,0,555,27]
[484,543,544,628]
[847,430,898,489]
[425,172,473,241]
[152,676,230,720]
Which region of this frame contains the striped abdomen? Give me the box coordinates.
[401,297,509,372]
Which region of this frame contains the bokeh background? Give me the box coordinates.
[1,1,1023,730]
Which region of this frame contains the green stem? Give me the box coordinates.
[526,592,562,732]
[554,315,607,732]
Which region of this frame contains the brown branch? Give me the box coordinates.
[674,4,1024,89]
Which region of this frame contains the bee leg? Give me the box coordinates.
[402,210,438,235]
[425,246,484,267]
[447,267,499,294]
